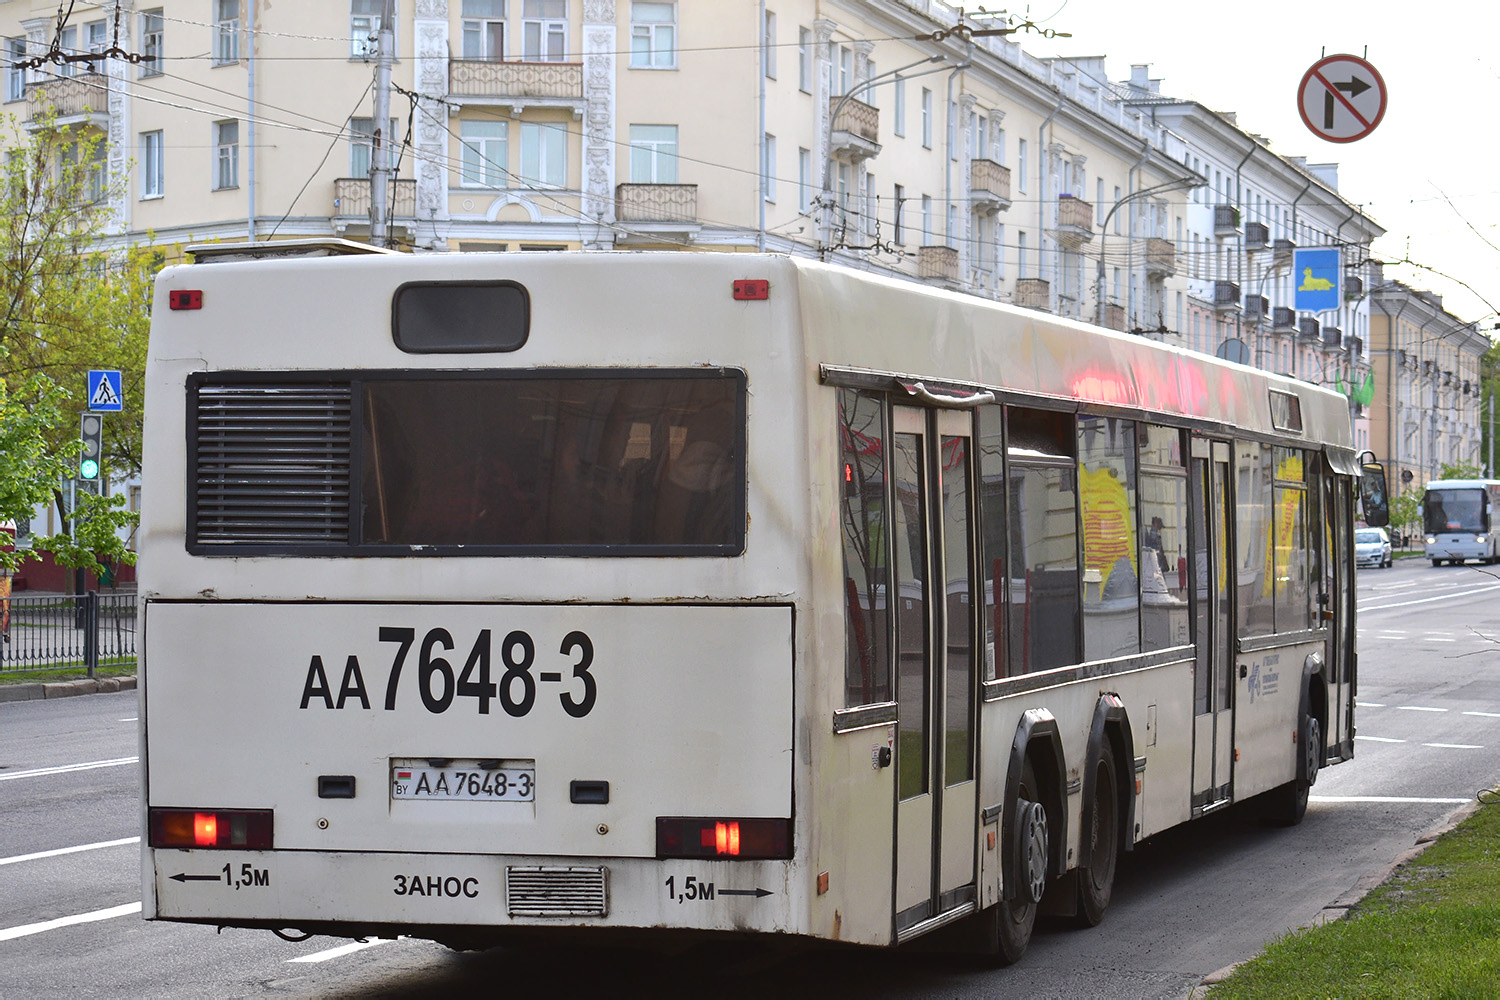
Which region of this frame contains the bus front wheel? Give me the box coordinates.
[985,758,1046,965]
[1075,744,1119,927]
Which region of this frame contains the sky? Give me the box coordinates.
[980,0,1500,330]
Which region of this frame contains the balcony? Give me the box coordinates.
[1347,335,1365,358]
[828,96,880,162]
[1144,237,1175,277]
[1212,280,1240,311]
[1213,204,1241,239]
[1272,306,1296,333]
[969,159,1011,214]
[333,177,416,219]
[1015,277,1050,311]
[449,59,584,112]
[24,73,109,130]
[1272,238,1294,268]
[918,244,958,283]
[1243,294,1269,322]
[1321,326,1342,351]
[1104,302,1126,332]
[615,183,699,242]
[1056,194,1094,247]
[1344,275,1364,300]
[1297,317,1320,341]
[1244,221,1269,250]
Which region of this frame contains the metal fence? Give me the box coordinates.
[0,592,137,676]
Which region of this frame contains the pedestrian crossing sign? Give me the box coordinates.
[87,369,123,412]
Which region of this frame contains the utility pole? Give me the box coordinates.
[369,0,395,246]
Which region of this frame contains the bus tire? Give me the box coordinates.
[1075,744,1119,927]
[1432,559,1442,567]
[990,758,1046,965]
[1266,711,1320,827]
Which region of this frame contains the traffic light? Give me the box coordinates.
[79,413,103,481]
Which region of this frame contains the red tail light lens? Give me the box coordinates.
[149,808,274,849]
[656,817,791,859]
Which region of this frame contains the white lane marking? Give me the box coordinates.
[1397,706,1448,713]
[1430,638,1458,643]
[1423,743,1484,750]
[1362,582,1500,612]
[0,757,139,782]
[1463,711,1500,718]
[1310,795,1471,804]
[0,901,142,943]
[1356,702,1386,708]
[289,938,392,963]
[1355,735,1405,743]
[117,717,138,723]
[0,837,139,868]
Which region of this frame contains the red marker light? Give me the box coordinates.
[194,813,218,846]
[149,808,274,849]
[168,289,203,310]
[732,279,770,301]
[656,817,790,859]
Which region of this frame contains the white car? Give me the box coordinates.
[1355,527,1392,568]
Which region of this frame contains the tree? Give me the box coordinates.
[1439,461,1484,481]
[0,109,145,576]
[1388,487,1422,549]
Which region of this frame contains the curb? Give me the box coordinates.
[1187,792,1495,997]
[0,675,137,703]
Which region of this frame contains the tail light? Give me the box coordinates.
[149,808,274,849]
[655,817,791,859]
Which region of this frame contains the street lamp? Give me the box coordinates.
[820,54,949,244]
[1093,171,1198,330]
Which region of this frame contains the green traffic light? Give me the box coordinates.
[80,458,100,480]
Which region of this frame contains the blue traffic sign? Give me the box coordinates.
[1293,248,1341,313]
[87,369,123,412]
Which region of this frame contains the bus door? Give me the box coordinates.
[891,406,978,934]
[1190,439,1234,810]
[1324,472,1355,758]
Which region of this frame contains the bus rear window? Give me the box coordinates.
[188,371,744,555]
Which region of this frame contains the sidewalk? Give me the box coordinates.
[0,674,137,703]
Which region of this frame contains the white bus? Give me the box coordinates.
[140,244,1381,963]
[1421,479,1500,566]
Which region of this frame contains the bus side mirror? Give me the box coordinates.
[1360,462,1389,528]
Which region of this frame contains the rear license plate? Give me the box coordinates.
[391,759,535,802]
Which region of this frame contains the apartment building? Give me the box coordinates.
[0,0,1211,331]
[1368,280,1488,488]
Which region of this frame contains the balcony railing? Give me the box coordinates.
[333,177,416,218]
[1015,277,1050,310]
[969,159,1011,213]
[24,73,109,123]
[1104,302,1126,332]
[616,183,697,223]
[1056,195,1093,246]
[1144,237,1175,276]
[828,95,880,161]
[449,60,584,100]
[917,245,958,282]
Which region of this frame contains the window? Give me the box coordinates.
[864,172,875,238]
[996,223,1005,278]
[212,119,238,189]
[920,88,932,147]
[762,10,775,79]
[797,26,811,93]
[835,162,849,213]
[762,133,775,203]
[57,26,77,77]
[351,0,398,59]
[139,10,163,77]
[459,119,508,187]
[350,116,398,179]
[214,0,240,64]
[523,0,567,62]
[141,130,164,198]
[892,77,905,137]
[519,121,567,187]
[1138,425,1188,651]
[1096,178,1104,224]
[921,194,931,242]
[797,147,810,212]
[996,127,1006,164]
[1018,230,1027,276]
[631,2,675,69]
[839,389,891,705]
[830,43,850,95]
[976,212,992,272]
[947,99,956,160]
[86,20,108,55]
[461,0,505,61]
[628,124,677,183]
[1236,442,1274,636]
[893,183,904,244]
[1078,417,1139,660]
[5,38,24,102]
[1017,138,1027,193]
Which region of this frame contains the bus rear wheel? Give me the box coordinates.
[984,759,1046,965]
[1075,745,1119,927]
[1265,711,1320,826]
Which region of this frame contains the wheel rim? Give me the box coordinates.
[1305,716,1321,787]
[1019,799,1048,904]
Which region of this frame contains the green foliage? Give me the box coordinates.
[1389,488,1422,541]
[1439,461,1485,481]
[35,490,138,574]
[0,372,78,573]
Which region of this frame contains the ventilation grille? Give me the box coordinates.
[193,383,353,546]
[506,866,609,918]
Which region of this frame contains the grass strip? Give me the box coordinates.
[0,663,137,685]
[1209,791,1500,998]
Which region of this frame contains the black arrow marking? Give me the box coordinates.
[170,872,222,883]
[1334,76,1370,98]
[717,887,773,898]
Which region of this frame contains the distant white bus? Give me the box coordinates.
[1422,479,1500,566]
[140,243,1378,963]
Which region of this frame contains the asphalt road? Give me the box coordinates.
[3,557,1498,998]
